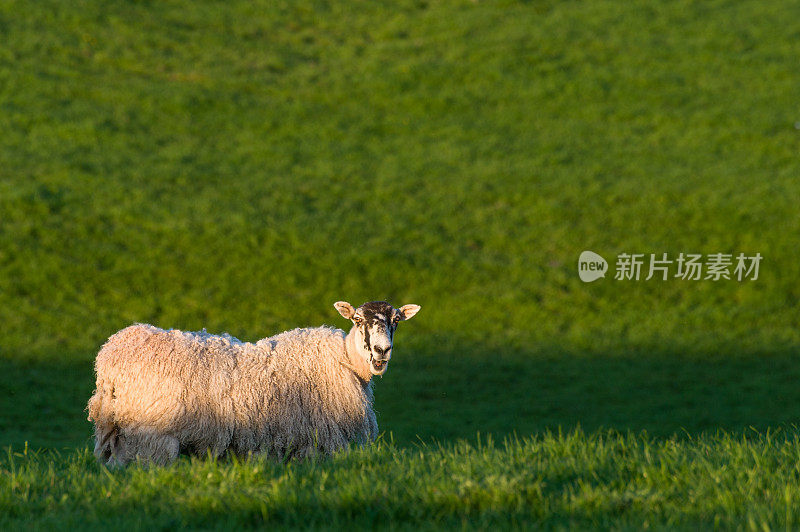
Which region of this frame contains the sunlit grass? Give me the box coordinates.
[5,430,800,529]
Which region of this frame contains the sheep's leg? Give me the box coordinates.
[110,429,180,467]
[93,421,119,464]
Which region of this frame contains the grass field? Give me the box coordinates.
[6,431,800,530]
[2,0,800,528]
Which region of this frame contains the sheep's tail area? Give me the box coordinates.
[86,376,119,464]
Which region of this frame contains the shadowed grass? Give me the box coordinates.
[4,343,800,451]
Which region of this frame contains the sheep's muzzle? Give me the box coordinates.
[371,359,388,375]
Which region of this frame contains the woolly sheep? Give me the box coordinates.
[86,300,420,466]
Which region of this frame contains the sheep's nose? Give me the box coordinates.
[373,346,386,356]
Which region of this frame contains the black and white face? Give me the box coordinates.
[334,300,420,376]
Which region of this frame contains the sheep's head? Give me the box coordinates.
[334,300,420,376]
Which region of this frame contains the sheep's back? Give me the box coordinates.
[95,324,253,433]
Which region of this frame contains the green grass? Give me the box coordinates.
[2,0,800,527]
[5,430,800,530]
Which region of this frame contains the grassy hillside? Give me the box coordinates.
[2,0,799,450]
[1,0,800,527]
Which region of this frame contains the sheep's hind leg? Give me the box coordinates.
[111,429,180,467]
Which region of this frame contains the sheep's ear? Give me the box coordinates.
[398,304,420,321]
[334,301,356,319]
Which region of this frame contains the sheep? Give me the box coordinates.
[86,300,420,466]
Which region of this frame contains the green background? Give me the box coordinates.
[2,0,800,450]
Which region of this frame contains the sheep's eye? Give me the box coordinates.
[353,317,363,325]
